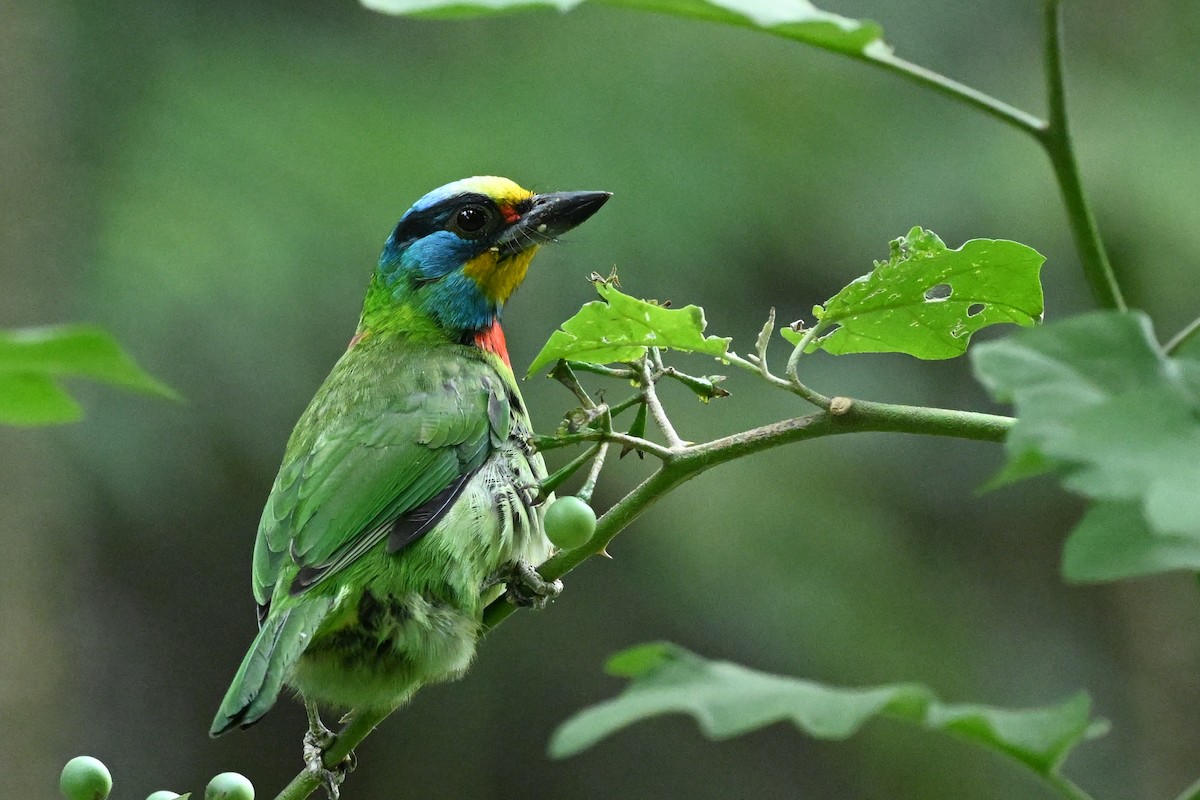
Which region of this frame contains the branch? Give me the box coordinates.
[858,49,1046,137]
[1165,314,1200,357]
[550,360,597,408]
[532,430,674,462]
[845,6,1123,313]
[485,396,1013,628]
[538,443,602,497]
[641,356,686,449]
[271,394,1013,799]
[275,706,393,800]
[576,442,610,503]
[1033,0,1126,311]
[725,348,829,410]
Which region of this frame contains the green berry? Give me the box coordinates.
[146,792,182,800]
[544,495,597,550]
[206,772,254,800]
[60,756,112,800]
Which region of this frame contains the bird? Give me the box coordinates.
[209,177,611,758]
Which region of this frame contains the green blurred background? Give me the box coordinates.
[3,0,1198,797]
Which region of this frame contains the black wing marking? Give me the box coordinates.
[387,469,476,553]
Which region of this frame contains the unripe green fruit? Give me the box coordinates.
[146,792,182,800]
[205,772,254,800]
[544,496,597,550]
[60,756,112,800]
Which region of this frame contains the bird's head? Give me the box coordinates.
[374,176,611,340]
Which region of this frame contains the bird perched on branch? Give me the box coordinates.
[209,177,610,773]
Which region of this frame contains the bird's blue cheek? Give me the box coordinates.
[401,232,478,282]
[377,231,497,333]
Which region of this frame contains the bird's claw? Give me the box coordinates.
[304,729,356,800]
[518,481,544,508]
[501,560,563,609]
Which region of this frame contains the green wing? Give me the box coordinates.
[250,350,512,608]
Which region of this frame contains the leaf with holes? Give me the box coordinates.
[527,281,730,377]
[781,227,1044,359]
[363,0,884,57]
[0,325,177,426]
[972,311,1200,578]
[550,643,1107,779]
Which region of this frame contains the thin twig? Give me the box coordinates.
[1165,314,1200,356]
[576,442,610,503]
[273,396,1015,800]
[605,393,646,419]
[1034,0,1126,311]
[1043,772,1098,800]
[532,430,674,462]
[859,50,1046,137]
[538,443,602,498]
[723,318,832,411]
[640,357,686,449]
[550,360,596,409]
[566,361,638,380]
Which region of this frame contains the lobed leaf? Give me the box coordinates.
[972,311,1200,580]
[783,227,1045,360]
[1062,501,1200,583]
[362,0,883,57]
[0,325,177,426]
[527,281,730,377]
[551,642,1105,778]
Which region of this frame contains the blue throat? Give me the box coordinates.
[378,233,501,336]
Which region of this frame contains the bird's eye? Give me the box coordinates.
[452,205,491,236]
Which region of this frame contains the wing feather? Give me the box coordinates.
[251,352,512,606]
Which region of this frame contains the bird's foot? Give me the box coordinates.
[497,560,563,609]
[303,702,356,800]
[518,481,545,508]
[303,730,356,800]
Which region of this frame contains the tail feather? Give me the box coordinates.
[209,598,332,737]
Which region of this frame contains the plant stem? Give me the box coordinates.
[1165,314,1200,356]
[487,397,1012,625]
[538,443,601,497]
[783,323,833,409]
[1044,772,1098,800]
[271,396,1013,800]
[533,430,674,462]
[604,393,644,418]
[274,705,396,800]
[850,5,1123,313]
[566,361,637,380]
[725,349,830,409]
[551,361,596,408]
[641,357,686,449]
[1034,0,1125,311]
[576,442,609,503]
[860,49,1046,136]
[1170,776,1200,800]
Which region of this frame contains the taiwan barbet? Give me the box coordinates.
[210,177,610,749]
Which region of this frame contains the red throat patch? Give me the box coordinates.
[473,321,511,369]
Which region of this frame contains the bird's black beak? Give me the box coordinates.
[497,190,612,254]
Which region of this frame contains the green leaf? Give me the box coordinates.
[1063,501,1200,583]
[973,311,1200,550]
[0,373,82,425]
[527,282,730,377]
[783,228,1045,360]
[362,0,883,57]
[551,643,1105,779]
[1172,777,1200,800]
[0,325,177,426]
